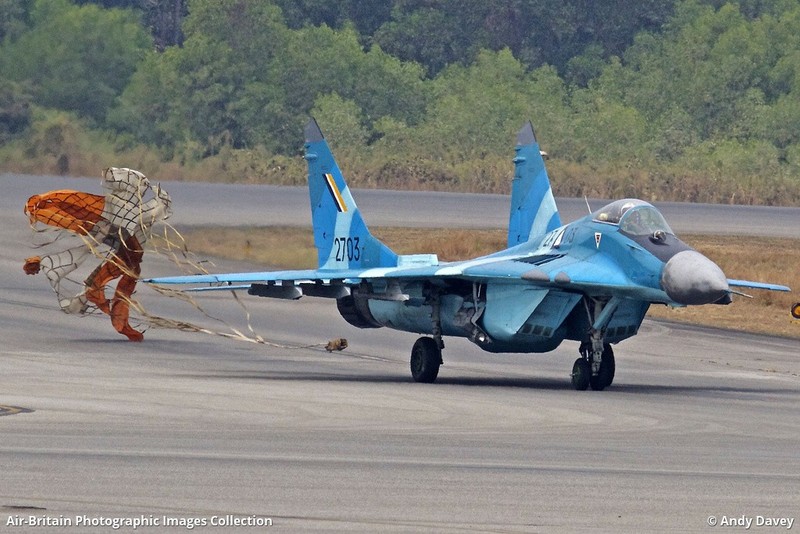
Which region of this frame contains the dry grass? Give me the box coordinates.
[180,226,799,338]
[646,235,799,338]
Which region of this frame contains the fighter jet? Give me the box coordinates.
[146,120,791,390]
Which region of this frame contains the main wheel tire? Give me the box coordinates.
[589,345,615,390]
[410,337,441,383]
[792,302,800,319]
[580,343,616,391]
[571,358,590,391]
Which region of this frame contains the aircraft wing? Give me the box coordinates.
[146,264,459,287]
[144,265,448,300]
[727,279,791,292]
[144,251,664,301]
[145,251,788,302]
[453,254,671,301]
[453,253,790,298]
[147,269,366,286]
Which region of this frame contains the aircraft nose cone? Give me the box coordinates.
[661,250,729,305]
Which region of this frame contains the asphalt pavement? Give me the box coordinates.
[1,174,798,532]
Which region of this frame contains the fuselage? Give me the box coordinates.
[343,199,730,354]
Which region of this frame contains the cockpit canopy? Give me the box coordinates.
[592,199,674,236]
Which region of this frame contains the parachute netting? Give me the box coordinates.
[24,168,345,350]
[24,168,170,341]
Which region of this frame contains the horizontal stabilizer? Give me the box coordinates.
[727,279,791,292]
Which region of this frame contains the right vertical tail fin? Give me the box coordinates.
[507,121,562,248]
[304,119,398,270]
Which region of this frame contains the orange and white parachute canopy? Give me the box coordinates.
[24,168,171,341]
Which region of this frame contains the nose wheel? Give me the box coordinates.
[573,341,615,391]
[571,358,591,390]
[792,302,800,319]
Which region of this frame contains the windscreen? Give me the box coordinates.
[592,199,673,236]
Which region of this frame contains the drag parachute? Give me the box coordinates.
[24,168,171,341]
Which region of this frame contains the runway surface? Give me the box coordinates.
[2,174,799,532]
[4,173,800,235]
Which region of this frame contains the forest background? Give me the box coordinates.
[3,0,800,205]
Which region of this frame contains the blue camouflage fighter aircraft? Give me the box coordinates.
[147,119,791,390]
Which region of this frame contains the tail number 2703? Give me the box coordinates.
[334,236,360,262]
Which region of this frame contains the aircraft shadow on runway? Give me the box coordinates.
[63,337,798,395]
[174,370,800,396]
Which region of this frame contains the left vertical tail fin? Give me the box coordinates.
[304,119,398,270]
[507,121,561,247]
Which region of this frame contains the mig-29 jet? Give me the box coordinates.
[146,120,791,390]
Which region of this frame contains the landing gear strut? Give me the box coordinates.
[410,289,445,383]
[574,341,615,390]
[572,297,619,391]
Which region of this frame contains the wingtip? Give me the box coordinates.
[305,117,324,143]
[517,121,537,145]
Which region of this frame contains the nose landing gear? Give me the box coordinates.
[572,297,620,391]
[573,342,615,391]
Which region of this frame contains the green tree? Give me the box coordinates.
[140,0,186,51]
[278,24,427,130]
[75,0,186,50]
[373,0,674,77]
[276,0,391,38]
[402,49,569,159]
[112,0,293,154]
[0,80,32,143]
[373,6,468,76]
[0,0,150,123]
[109,47,190,154]
[114,1,428,156]
[0,0,32,41]
[311,93,368,148]
[575,0,800,165]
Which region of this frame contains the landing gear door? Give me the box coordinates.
[481,284,549,341]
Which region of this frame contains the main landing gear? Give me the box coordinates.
[410,337,442,383]
[411,288,445,383]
